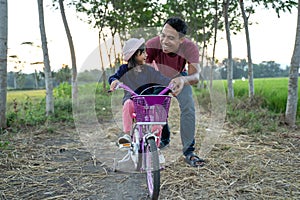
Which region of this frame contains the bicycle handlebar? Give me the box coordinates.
[108,82,138,96]
[157,84,173,95]
[108,82,173,96]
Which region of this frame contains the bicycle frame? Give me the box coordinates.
[110,82,173,200]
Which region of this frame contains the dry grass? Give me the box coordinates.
[160,128,299,199]
[0,115,299,199]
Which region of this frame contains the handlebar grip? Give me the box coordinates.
[158,84,173,95]
[108,82,138,96]
[107,81,121,93]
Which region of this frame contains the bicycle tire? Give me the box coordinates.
[136,149,143,171]
[131,125,143,171]
[144,138,160,200]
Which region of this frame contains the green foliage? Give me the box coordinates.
[52,83,73,123]
[54,65,72,84]
[226,96,281,133]
[6,97,46,128]
[250,0,297,17]
[6,77,298,133]
[95,82,113,121]
[52,98,73,123]
[53,82,72,99]
[6,83,74,129]
[75,0,163,39]
[194,77,300,132]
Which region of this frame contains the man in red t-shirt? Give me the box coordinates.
[146,17,205,167]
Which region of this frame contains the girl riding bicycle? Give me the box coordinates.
[109,38,182,145]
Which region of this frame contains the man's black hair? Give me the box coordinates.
[164,17,188,37]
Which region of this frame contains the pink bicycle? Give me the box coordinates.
[110,82,172,200]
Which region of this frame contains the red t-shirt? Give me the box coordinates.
[146,36,199,78]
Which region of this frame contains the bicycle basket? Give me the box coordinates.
[132,95,171,123]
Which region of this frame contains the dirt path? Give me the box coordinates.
[0,125,152,199]
[1,111,299,199]
[0,105,212,200]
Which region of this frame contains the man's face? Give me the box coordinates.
[160,23,184,54]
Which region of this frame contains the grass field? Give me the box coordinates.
[6,78,300,118]
[7,90,46,103]
[233,77,299,114]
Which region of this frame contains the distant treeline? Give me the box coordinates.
[203,60,290,80]
[7,59,290,90]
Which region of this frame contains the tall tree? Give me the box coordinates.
[37,0,54,115]
[58,0,78,100]
[0,0,8,128]
[223,0,234,100]
[239,0,297,100]
[75,0,163,89]
[239,0,254,99]
[75,0,109,89]
[285,0,300,127]
[210,0,223,90]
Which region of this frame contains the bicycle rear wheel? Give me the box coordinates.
[144,138,160,200]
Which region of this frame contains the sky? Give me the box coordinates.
[7,0,298,74]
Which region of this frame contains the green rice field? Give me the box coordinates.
[233,77,299,114]
[7,90,46,103]
[6,78,300,117]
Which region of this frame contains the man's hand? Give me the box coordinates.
[170,77,185,96]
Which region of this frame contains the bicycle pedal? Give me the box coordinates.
[118,143,131,149]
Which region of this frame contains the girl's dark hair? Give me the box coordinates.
[164,17,188,37]
[127,43,145,69]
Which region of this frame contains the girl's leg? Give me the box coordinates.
[119,99,134,144]
[151,125,162,147]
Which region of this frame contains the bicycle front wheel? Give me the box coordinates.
[144,138,160,200]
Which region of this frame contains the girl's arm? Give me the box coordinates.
[108,64,128,90]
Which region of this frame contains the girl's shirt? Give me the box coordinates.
[108,64,171,104]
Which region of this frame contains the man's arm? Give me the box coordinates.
[184,63,200,85]
[176,62,200,87]
[170,63,200,96]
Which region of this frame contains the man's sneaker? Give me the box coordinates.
[118,134,131,145]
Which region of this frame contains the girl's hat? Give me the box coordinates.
[123,38,145,61]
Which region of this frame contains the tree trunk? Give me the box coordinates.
[112,33,118,72]
[99,32,106,90]
[223,0,234,100]
[210,0,219,91]
[14,72,17,89]
[0,0,8,128]
[58,0,78,100]
[199,43,205,88]
[34,69,39,88]
[37,0,54,115]
[104,33,113,70]
[285,0,300,127]
[239,0,254,99]
[199,26,206,89]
